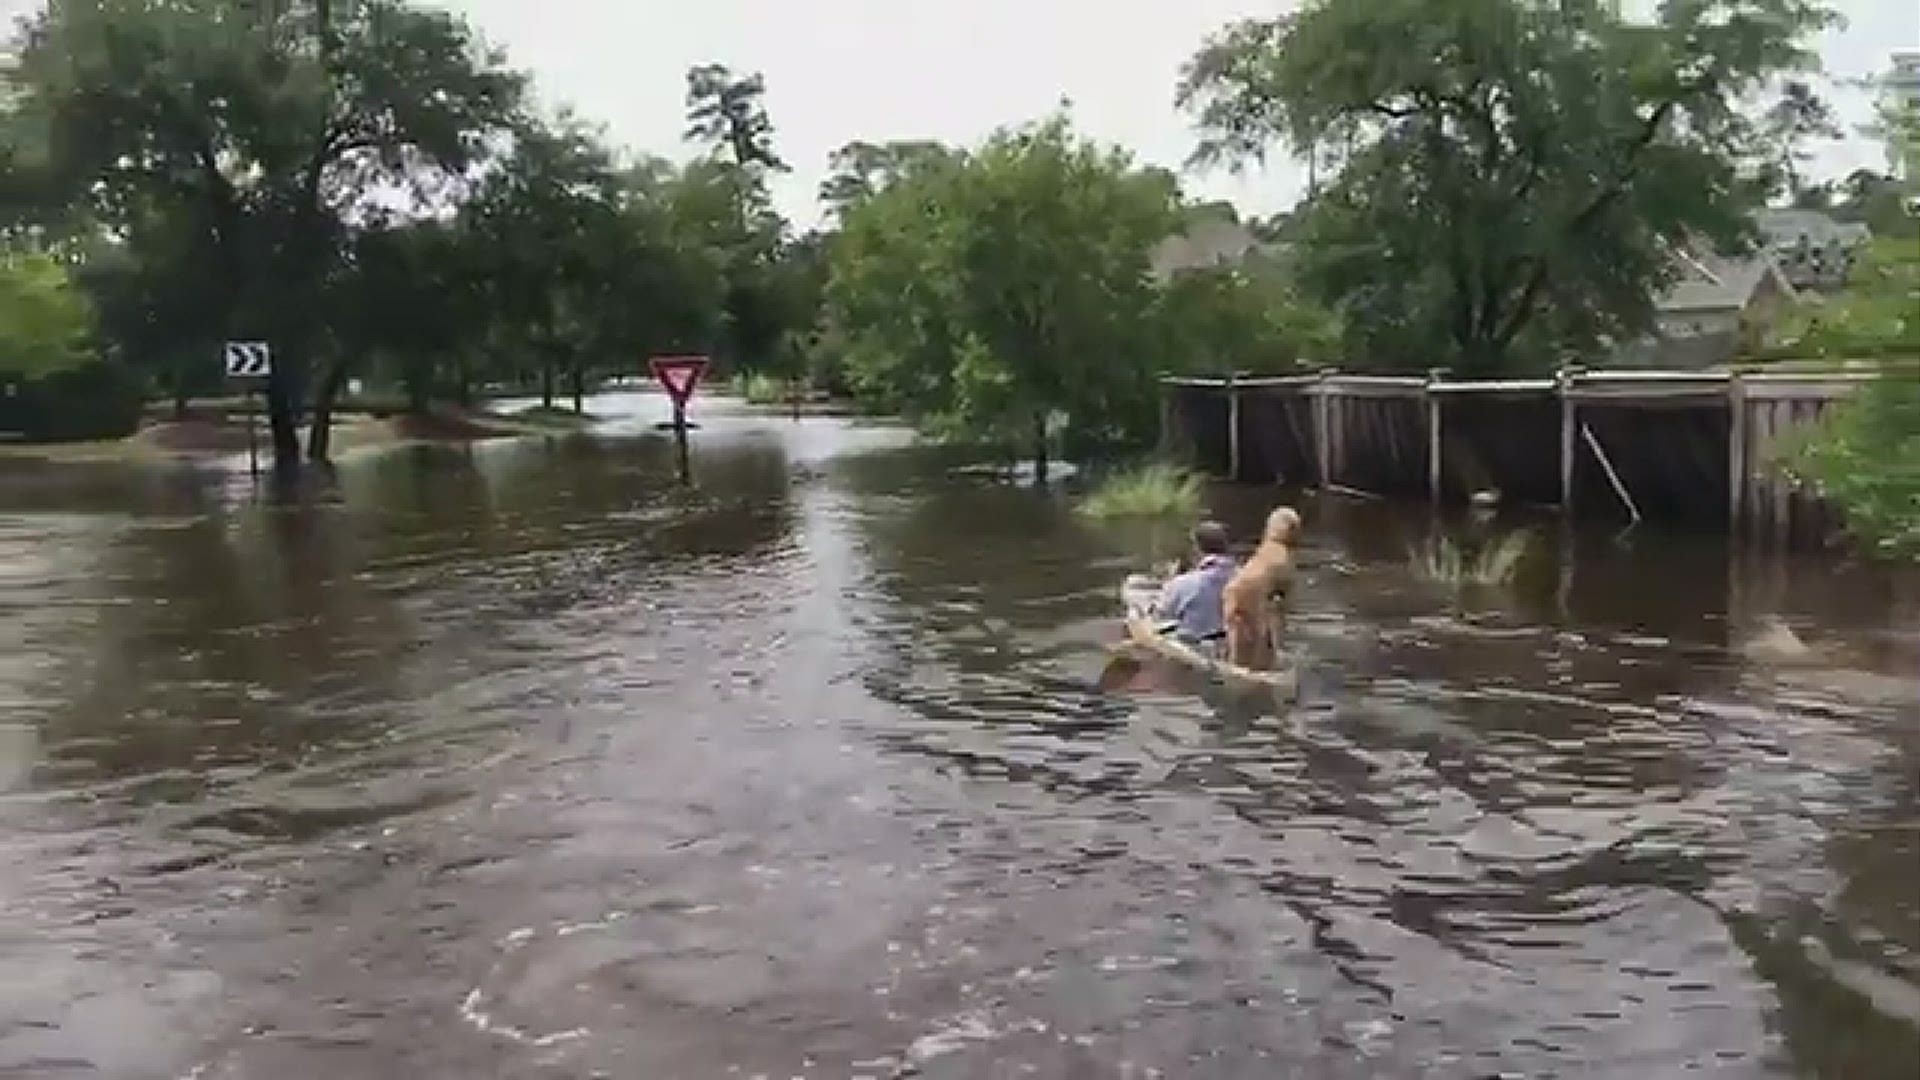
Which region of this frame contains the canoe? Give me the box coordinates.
[1114,574,1298,697]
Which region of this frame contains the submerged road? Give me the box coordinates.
[0,392,1916,1078]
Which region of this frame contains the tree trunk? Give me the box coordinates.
[404,370,429,415]
[172,351,191,419]
[266,361,301,473]
[1031,410,1049,485]
[455,357,473,409]
[306,359,351,463]
[570,362,584,414]
[540,361,554,410]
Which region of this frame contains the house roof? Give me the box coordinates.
[1755,208,1871,250]
[1150,219,1262,278]
[1657,250,1796,314]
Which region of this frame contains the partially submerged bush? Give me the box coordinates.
[733,372,791,406]
[1410,528,1535,586]
[1080,463,1204,519]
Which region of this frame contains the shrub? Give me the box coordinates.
[1783,362,1920,559]
[733,371,790,406]
[3,361,148,443]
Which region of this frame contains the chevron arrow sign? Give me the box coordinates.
[223,341,272,379]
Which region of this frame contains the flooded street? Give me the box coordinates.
[1,391,1916,1079]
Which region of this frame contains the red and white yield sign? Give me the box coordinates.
[649,355,709,410]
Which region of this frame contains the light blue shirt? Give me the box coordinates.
[1154,554,1237,643]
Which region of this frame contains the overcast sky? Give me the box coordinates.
[6,0,1916,225]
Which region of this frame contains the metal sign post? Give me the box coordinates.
[648,355,710,486]
[223,342,272,480]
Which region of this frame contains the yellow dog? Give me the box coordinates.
[1222,507,1301,671]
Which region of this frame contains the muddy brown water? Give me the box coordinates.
[1,393,1916,1080]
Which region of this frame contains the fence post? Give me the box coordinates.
[1727,371,1747,537]
[1425,368,1445,505]
[1225,371,1241,482]
[1557,365,1577,513]
[1158,379,1174,458]
[1314,368,1335,490]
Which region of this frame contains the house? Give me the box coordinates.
[1754,208,1871,291]
[1616,249,1798,368]
[1149,217,1267,282]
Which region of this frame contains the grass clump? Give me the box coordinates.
[1410,528,1535,586]
[1080,463,1205,520]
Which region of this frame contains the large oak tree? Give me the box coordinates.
[1178,0,1837,374]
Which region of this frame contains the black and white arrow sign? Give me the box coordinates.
[223,341,272,378]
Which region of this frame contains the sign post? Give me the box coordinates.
[649,355,709,485]
[223,341,272,479]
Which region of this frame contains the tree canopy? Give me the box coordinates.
[5,0,527,462]
[0,252,94,380]
[0,1,820,463]
[825,116,1181,478]
[1178,0,1838,375]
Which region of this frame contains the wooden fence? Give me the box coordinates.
[1160,368,1878,547]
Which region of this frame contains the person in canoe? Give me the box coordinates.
[1102,512,1301,698]
[1101,521,1238,693]
[1149,519,1239,653]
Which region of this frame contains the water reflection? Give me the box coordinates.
[0,395,1913,1079]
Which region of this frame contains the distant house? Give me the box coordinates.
[1754,208,1871,292]
[1149,218,1267,282]
[1617,249,1798,368]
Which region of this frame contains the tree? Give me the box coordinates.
[6,0,524,467]
[1762,238,1920,360]
[684,64,787,174]
[1153,264,1340,376]
[1756,79,1842,203]
[819,139,954,219]
[679,65,811,374]
[1177,0,1838,375]
[0,251,93,379]
[827,115,1181,480]
[1830,168,1919,239]
[459,116,620,410]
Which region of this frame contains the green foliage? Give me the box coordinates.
[826,114,1181,474]
[0,252,94,379]
[685,64,787,174]
[1178,0,1837,375]
[1080,463,1205,520]
[1,361,147,442]
[1762,239,1920,359]
[732,371,788,405]
[1828,169,1920,241]
[1409,528,1535,586]
[819,140,956,220]
[1784,364,1920,558]
[4,3,792,447]
[1153,265,1339,375]
[5,0,527,462]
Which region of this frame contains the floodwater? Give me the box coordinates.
[1,392,1916,1080]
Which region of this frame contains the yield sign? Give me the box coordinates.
[648,355,709,409]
